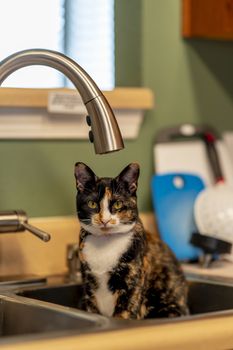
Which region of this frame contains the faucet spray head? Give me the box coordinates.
[0,49,124,154]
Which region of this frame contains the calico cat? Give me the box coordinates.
[74,162,189,320]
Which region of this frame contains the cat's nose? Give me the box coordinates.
[100,218,110,226]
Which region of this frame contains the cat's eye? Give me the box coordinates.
[113,200,123,210]
[87,200,97,209]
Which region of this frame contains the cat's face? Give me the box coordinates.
[74,163,139,236]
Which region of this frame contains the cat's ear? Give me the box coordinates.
[116,163,140,193]
[74,162,97,192]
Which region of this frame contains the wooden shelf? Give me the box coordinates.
[0,87,154,110]
[182,0,233,40]
[0,87,154,140]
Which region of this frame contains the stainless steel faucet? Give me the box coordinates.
[0,49,124,241]
[0,210,51,242]
[0,49,124,154]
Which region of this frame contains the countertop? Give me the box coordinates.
[1,311,233,350]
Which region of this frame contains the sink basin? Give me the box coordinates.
[1,276,231,345]
[17,278,233,317]
[188,278,233,314]
[0,293,108,343]
[17,282,83,309]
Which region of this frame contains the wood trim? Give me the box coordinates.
[0,87,154,110]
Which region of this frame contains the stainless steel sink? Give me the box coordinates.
[0,293,109,343]
[17,277,233,316]
[0,275,232,344]
[17,282,83,309]
[187,278,233,314]
[0,278,231,347]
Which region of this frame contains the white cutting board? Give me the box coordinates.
[154,139,233,186]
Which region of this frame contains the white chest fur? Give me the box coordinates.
[83,231,133,316]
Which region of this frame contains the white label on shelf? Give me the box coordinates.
[47,91,87,115]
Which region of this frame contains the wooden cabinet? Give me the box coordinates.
[182,0,233,40]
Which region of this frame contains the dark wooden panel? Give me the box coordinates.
[182,0,233,40]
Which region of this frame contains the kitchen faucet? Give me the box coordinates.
[0,49,124,242]
[0,49,124,154]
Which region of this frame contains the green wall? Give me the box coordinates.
[115,0,142,86]
[0,0,232,218]
[142,0,233,131]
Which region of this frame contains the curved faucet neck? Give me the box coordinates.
[0,49,124,154]
[0,49,100,104]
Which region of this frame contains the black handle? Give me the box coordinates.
[202,133,224,183]
[155,124,219,144]
[191,232,232,255]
